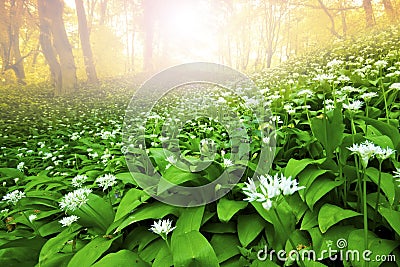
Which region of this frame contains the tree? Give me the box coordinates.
[75,0,98,83]
[38,0,77,95]
[143,0,157,72]
[362,0,375,27]
[382,0,397,23]
[0,0,26,84]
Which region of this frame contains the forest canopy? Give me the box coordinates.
[0,0,399,94]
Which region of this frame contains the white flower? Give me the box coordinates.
[59,215,80,227]
[96,174,117,191]
[17,162,24,172]
[393,168,400,179]
[360,92,378,101]
[374,60,388,68]
[149,219,176,237]
[242,173,305,211]
[389,83,400,90]
[343,100,364,111]
[59,188,92,211]
[297,89,313,98]
[375,147,395,161]
[347,140,380,168]
[71,175,88,188]
[279,174,306,195]
[223,158,234,168]
[2,190,26,205]
[28,214,37,222]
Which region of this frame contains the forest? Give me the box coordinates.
[1,0,400,266]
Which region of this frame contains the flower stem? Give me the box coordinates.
[273,208,305,267]
[373,161,383,230]
[362,167,369,267]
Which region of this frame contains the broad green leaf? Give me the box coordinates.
[301,209,319,231]
[365,167,395,205]
[298,167,329,201]
[357,116,400,149]
[311,107,345,157]
[92,250,149,267]
[171,231,219,267]
[115,202,180,232]
[318,204,361,233]
[348,229,399,267]
[71,193,114,233]
[210,234,240,263]
[217,198,248,222]
[379,207,400,237]
[67,236,119,267]
[305,178,343,210]
[114,188,150,221]
[39,224,81,265]
[285,158,325,179]
[175,206,205,234]
[153,244,173,267]
[237,214,265,247]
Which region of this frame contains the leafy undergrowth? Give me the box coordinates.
[1,27,400,266]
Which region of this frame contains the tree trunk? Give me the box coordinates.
[38,0,62,92]
[99,0,108,26]
[38,0,77,95]
[9,0,25,84]
[382,0,397,23]
[75,0,98,83]
[363,0,375,27]
[143,0,156,72]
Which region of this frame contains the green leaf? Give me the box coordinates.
[72,193,114,233]
[175,206,205,235]
[358,116,400,149]
[217,198,248,222]
[365,167,396,205]
[39,224,81,265]
[115,202,180,232]
[67,236,119,267]
[311,107,345,157]
[210,234,240,263]
[318,204,361,233]
[92,250,149,267]
[348,229,399,267]
[285,158,325,179]
[171,231,219,267]
[305,178,343,210]
[301,209,319,231]
[237,214,265,247]
[114,188,150,221]
[379,207,400,237]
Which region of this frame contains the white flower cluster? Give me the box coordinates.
[242,173,305,211]
[149,219,176,237]
[71,175,88,188]
[95,174,117,191]
[59,188,92,211]
[348,140,395,168]
[59,215,80,227]
[2,190,26,205]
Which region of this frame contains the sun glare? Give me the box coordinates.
[159,1,219,62]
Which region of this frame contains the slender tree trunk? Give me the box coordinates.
[38,0,62,92]
[99,0,108,26]
[143,0,155,72]
[363,0,375,27]
[38,0,77,95]
[75,0,98,83]
[382,0,397,23]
